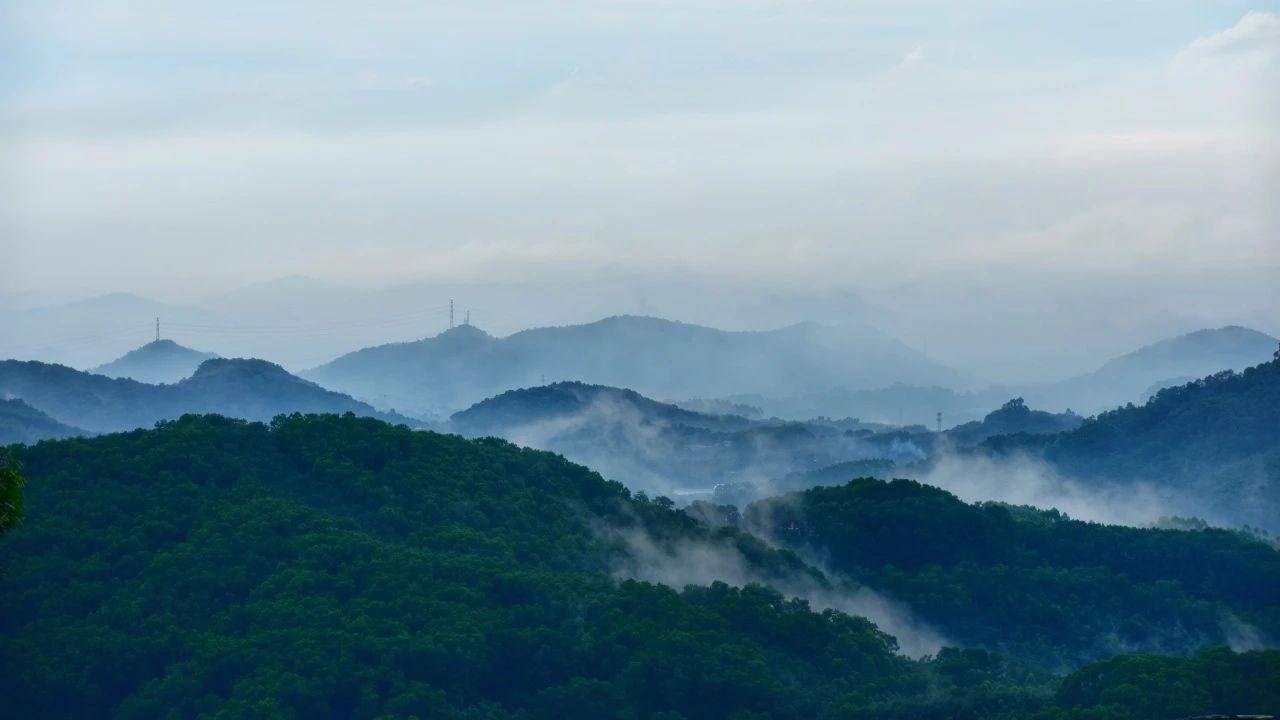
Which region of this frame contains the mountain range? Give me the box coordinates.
[446,381,928,499]
[716,325,1279,423]
[1025,325,1279,413]
[307,316,962,417]
[0,357,417,436]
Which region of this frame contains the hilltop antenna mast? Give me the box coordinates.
[936,412,942,433]
[155,317,160,342]
[465,309,470,326]
[449,299,454,329]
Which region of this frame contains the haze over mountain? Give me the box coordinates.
[945,398,1082,448]
[447,381,924,498]
[981,354,1280,532]
[6,3,1280,717]
[90,339,218,384]
[1023,326,1279,413]
[0,358,417,436]
[743,477,1280,668]
[0,397,87,446]
[0,279,887,373]
[705,325,1279,424]
[309,316,962,417]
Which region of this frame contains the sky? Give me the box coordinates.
[1,1,1278,380]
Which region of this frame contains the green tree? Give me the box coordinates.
[0,447,22,535]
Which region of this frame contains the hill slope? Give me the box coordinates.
[0,413,963,718]
[0,358,418,434]
[448,382,923,498]
[1032,326,1278,412]
[90,338,218,384]
[306,316,961,416]
[745,477,1280,669]
[0,398,87,446]
[3,414,1277,718]
[990,356,1280,530]
[946,398,1082,447]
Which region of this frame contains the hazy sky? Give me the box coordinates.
[2,1,1277,377]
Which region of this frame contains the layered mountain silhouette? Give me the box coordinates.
[945,397,1082,447]
[90,339,218,384]
[0,358,419,436]
[6,413,1277,718]
[307,316,962,417]
[1029,325,1278,412]
[700,325,1279,422]
[447,381,926,498]
[986,354,1280,531]
[0,397,88,446]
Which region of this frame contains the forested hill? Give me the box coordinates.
[0,358,419,436]
[2,414,1277,718]
[305,315,960,417]
[446,381,922,498]
[744,477,1280,669]
[987,356,1280,531]
[945,397,1081,447]
[0,397,87,446]
[90,338,218,384]
[450,381,754,437]
[0,414,924,718]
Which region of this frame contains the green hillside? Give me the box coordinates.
[986,357,1280,531]
[745,477,1280,669]
[0,414,920,719]
[2,414,1275,719]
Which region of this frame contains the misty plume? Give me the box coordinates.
[604,523,950,658]
[918,451,1173,527]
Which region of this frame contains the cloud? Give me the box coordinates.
[1176,10,1280,63]
[607,523,949,658]
[920,452,1171,527]
[900,45,926,66]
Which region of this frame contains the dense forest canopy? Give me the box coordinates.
[983,357,1280,531]
[744,477,1280,669]
[2,414,1277,718]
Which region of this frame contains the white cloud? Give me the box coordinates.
[1176,10,1280,63]
[901,45,926,66]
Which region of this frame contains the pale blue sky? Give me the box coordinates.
[1,1,1277,375]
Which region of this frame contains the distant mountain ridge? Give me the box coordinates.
[0,398,88,446]
[985,354,1280,531]
[0,358,419,436]
[1029,325,1278,413]
[307,315,962,417]
[446,381,925,498]
[690,325,1279,422]
[91,339,218,384]
[945,397,1082,447]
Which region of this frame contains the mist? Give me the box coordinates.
[607,523,949,658]
[918,452,1173,527]
[3,3,1278,382]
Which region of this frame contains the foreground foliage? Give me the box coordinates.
[1,414,1275,718]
